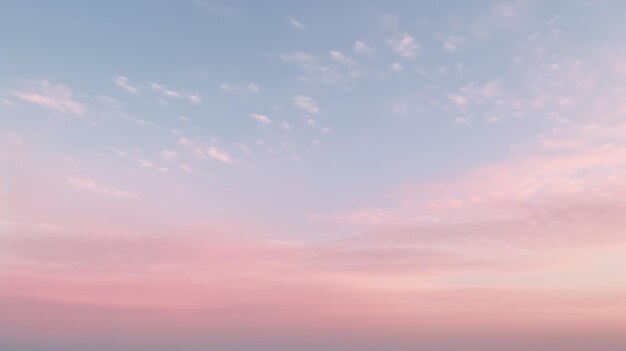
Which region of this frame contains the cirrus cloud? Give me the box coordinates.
[11,80,85,115]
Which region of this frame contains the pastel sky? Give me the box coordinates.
[2,1,626,350]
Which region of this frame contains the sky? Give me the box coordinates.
[2,0,626,350]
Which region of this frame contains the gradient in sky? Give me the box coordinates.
[2,1,626,350]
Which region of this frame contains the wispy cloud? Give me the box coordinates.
[447,93,468,106]
[320,121,626,253]
[250,113,272,124]
[68,176,137,198]
[207,146,234,165]
[247,83,259,92]
[441,35,465,52]
[11,80,85,115]
[148,81,201,103]
[187,94,202,103]
[353,40,372,54]
[159,149,195,173]
[387,32,419,58]
[113,76,141,94]
[280,51,360,87]
[287,16,305,30]
[292,95,320,114]
[112,147,169,172]
[149,82,183,99]
[329,51,356,66]
[221,83,260,94]
[0,97,14,106]
[178,137,235,165]
[389,62,403,72]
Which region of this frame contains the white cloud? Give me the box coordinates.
[159,149,195,174]
[178,137,206,158]
[330,51,356,66]
[292,95,320,114]
[113,76,141,94]
[179,138,235,165]
[479,80,499,99]
[148,82,196,103]
[250,113,272,124]
[279,51,317,65]
[112,147,169,172]
[220,84,240,93]
[123,115,157,128]
[442,35,464,52]
[388,32,419,59]
[492,2,518,19]
[0,98,14,106]
[247,83,260,92]
[138,159,168,172]
[306,118,317,127]
[179,115,191,122]
[68,176,137,198]
[354,40,372,54]
[221,83,259,94]
[443,42,456,52]
[207,147,234,165]
[390,62,403,72]
[149,82,183,99]
[188,94,201,103]
[11,80,85,115]
[288,16,305,30]
[447,80,501,112]
[280,51,359,87]
[165,90,183,98]
[281,121,291,131]
[448,94,468,106]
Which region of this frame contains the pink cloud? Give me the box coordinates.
[316,122,626,265]
[2,117,626,350]
[11,80,85,115]
[67,176,138,198]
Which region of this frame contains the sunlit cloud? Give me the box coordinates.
[11,80,85,115]
[287,16,305,30]
[388,32,419,58]
[292,95,320,113]
[67,176,138,198]
[250,113,272,124]
[113,75,141,94]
